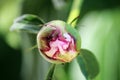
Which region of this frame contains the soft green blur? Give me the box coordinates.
[0,0,120,80]
[78,9,120,80]
[0,0,22,48]
[0,0,22,80]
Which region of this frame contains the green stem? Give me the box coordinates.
[45,64,56,80]
[67,0,83,27]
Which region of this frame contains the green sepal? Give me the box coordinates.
[10,14,45,34]
[77,49,99,79]
[65,24,81,51]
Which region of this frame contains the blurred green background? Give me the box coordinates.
[0,0,120,80]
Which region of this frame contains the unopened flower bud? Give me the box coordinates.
[37,20,81,64]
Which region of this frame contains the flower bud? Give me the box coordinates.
[37,20,81,64]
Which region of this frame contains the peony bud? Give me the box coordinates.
[37,20,81,64]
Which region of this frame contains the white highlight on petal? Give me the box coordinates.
[63,33,71,41]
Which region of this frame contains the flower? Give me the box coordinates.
[37,20,81,64]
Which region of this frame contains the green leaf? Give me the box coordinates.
[10,14,45,34]
[77,49,99,79]
[65,24,81,51]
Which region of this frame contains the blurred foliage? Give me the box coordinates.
[0,37,21,80]
[0,0,22,48]
[0,0,22,80]
[78,9,120,80]
[0,0,120,80]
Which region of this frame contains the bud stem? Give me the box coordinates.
[67,0,83,27]
[45,64,56,80]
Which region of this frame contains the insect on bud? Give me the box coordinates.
[37,20,81,64]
